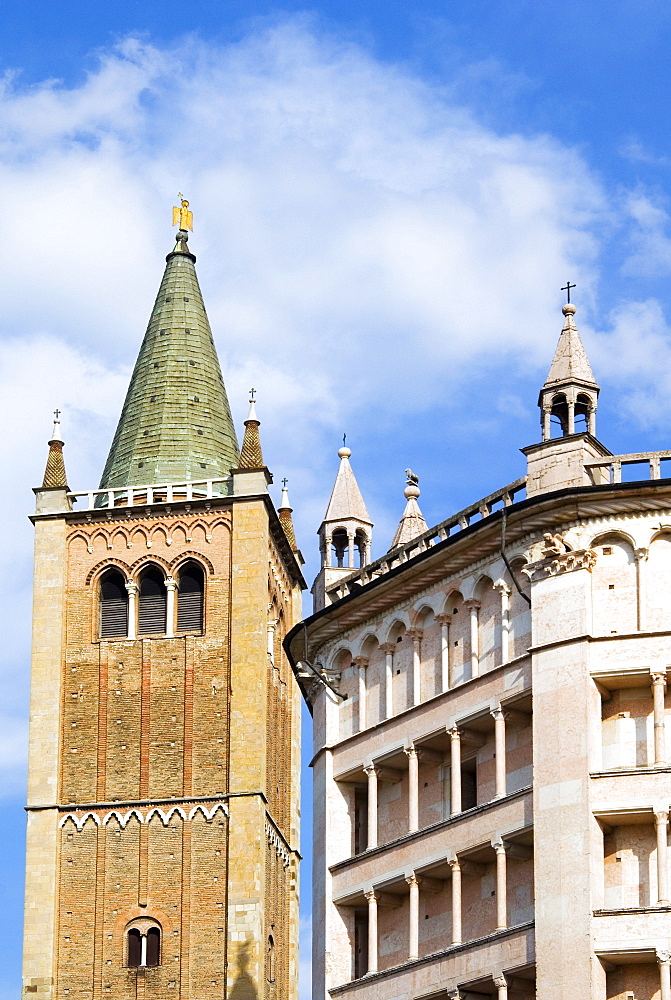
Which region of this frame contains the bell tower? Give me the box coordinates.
[312,445,373,611]
[523,298,611,496]
[22,204,304,1000]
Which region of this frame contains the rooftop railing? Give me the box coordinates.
[68,477,232,511]
[325,477,527,602]
[585,451,671,484]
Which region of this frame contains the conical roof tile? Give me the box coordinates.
[323,447,371,525]
[100,231,239,488]
[543,304,598,388]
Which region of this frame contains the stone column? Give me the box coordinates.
[364,890,378,974]
[493,975,508,1000]
[493,840,507,930]
[635,547,649,630]
[347,531,355,569]
[165,575,176,637]
[408,628,423,706]
[449,726,462,815]
[380,643,395,720]
[266,618,277,661]
[495,583,511,665]
[125,581,138,640]
[655,810,669,905]
[364,765,378,850]
[542,405,551,441]
[449,858,462,945]
[436,613,451,691]
[658,950,671,1000]
[464,599,480,679]
[405,746,419,833]
[406,874,420,961]
[491,707,507,799]
[354,657,368,732]
[652,671,667,766]
[588,405,596,437]
[567,398,575,435]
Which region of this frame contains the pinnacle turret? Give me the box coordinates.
[41,412,68,489]
[239,392,265,470]
[278,480,298,551]
[538,299,600,440]
[389,470,427,549]
[100,206,239,489]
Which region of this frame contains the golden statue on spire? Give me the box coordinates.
[172,194,193,232]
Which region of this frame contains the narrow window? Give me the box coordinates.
[354,912,369,979]
[146,927,161,967]
[138,567,166,634]
[177,563,204,632]
[100,570,128,638]
[265,935,275,983]
[127,928,142,968]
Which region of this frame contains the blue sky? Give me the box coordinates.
[4,2,671,997]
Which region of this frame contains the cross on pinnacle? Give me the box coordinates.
[53,408,61,420]
[561,281,576,304]
[282,477,288,488]
[343,433,347,447]
[249,388,256,400]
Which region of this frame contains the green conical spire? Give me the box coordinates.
[100,228,239,489]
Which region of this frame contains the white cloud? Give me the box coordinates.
[2,18,671,807]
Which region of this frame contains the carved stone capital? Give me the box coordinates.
[435,613,452,626]
[165,575,177,592]
[406,627,423,643]
[529,545,598,579]
[658,949,671,966]
[655,810,669,826]
[493,581,512,596]
[463,598,481,611]
[493,977,508,989]
[379,642,396,655]
[352,656,369,670]
[635,546,650,563]
[125,582,138,596]
[363,889,377,903]
[491,706,507,723]
[363,764,378,778]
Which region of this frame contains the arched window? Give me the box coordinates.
[146,927,161,967]
[138,567,167,635]
[127,928,142,968]
[126,920,161,968]
[99,569,128,638]
[177,563,204,632]
[331,529,348,568]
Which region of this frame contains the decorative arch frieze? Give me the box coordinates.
[59,801,229,831]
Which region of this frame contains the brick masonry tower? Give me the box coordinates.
[22,204,305,1000]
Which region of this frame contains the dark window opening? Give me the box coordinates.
[100,570,128,639]
[354,912,369,979]
[354,787,368,855]
[177,563,204,632]
[127,929,142,968]
[461,757,478,811]
[146,927,160,967]
[138,567,166,634]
